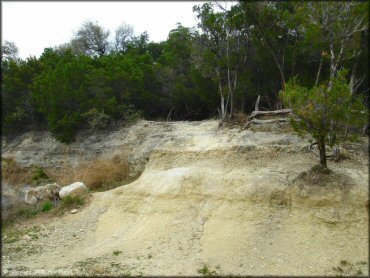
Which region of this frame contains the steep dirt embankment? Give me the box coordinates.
[1,120,368,276]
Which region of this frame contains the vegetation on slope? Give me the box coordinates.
[1,2,368,143]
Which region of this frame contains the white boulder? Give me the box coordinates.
[59,182,88,199]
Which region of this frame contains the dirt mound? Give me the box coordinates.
[1,120,368,276]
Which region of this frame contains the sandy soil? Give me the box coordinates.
[1,120,368,276]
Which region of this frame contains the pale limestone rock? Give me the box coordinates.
[59,182,88,199]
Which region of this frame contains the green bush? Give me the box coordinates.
[61,195,84,208]
[30,166,49,184]
[41,200,53,212]
[280,69,368,168]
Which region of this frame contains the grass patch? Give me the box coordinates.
[49,152,129,192]
[60,195,84,208]
[30,166,50,185]
[41,200,53,212]
[2,205,41,228]
[2,225,41,244]
[197,264,217,276]
[1,156,33,188]
[113,250,122,256]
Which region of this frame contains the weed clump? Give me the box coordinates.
[41,200,53,212]
[197,264,217,276]
[61,195,84,208]
[30,166,50,185]
[113,250,122,256]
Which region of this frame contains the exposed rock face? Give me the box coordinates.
[24,183,61,205]
[1,120,368,276]
[59,182,88,199]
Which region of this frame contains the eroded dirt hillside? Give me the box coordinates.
[1,120,368,276]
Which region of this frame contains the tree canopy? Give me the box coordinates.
[1,1,368,143]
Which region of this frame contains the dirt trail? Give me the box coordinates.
[2,120,368,276]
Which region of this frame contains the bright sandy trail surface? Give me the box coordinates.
[2,120,368,276]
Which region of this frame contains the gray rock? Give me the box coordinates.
[70,209,78,214]
[24,191,38,205]
[24,183,61,205]
[59,182,88,199]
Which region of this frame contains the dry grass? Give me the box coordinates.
[47,152,129,191]
[1,157,33,189]
[218,113,249,129]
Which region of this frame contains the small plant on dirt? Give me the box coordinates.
[30,166,50,184]
[41,200,53,212]
[332,259,365,276]
[197,264,216,276]
[113,250,122,256]
[61,195,84,208]
[333,266,344,273]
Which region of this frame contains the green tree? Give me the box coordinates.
[280,70,368,168]
[303,2,368,90]
[193,3,232,119]
[1,41,19,61]
[1,57,44,134]
[32,55,95,141]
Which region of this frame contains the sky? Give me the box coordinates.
[2,1,214,59]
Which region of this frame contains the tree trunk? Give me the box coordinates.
[230,68,237,119]
[315,52,323,87]
[254,95,261,112]
[217,69,226,119]
[318,136,327,168]
[220,87,226,119]
[226,28,233,119]
[328,41,335,90]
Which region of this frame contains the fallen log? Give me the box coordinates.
[248,109,293,120]
[243,118,290,129]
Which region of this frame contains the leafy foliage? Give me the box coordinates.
[281,69,368,167]
[1,2,368,142]
[41,200,53,212]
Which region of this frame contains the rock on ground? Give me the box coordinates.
[24,183,61,205]
[59,182,88,199]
